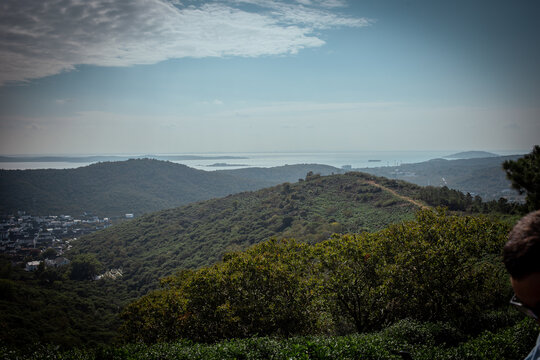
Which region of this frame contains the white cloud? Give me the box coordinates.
[293,0,348,8]
[317,0,348,8]
[230,0,369,28]
[0,0,370,85]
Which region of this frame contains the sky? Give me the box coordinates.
[0,0,539,155]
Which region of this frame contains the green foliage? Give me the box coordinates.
[121,240,325,343]
[3,319,537,360]
[375,209,510,328]
[382,318,466,348]
[119,279,188,344]
[2,172,526,350]
[120,210,514,344]
[0,160,339,216]
[361,154,525,203]
[0,258,129,348]
[372,177,524,214]
[316,209,511,334]
[40,248,57,260]
[316,233,382,333]
[69,254,103,280]
[71,173,421,297]
[503,145,540,211]
[410,318,538,360]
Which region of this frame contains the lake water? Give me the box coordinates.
[0,150,525,171]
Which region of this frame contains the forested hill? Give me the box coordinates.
[2,171,525,349]
[219,164,341,184]
[358,155,523,201]
[71,172,427,296]
[0,159,339,217]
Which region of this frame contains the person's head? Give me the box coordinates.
[503,210,540,322]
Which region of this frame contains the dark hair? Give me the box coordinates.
[503,210,540,279]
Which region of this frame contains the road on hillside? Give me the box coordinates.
[366,180,429,209]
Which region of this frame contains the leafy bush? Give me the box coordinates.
[3,319,537,360]
[121,239,325,343]
[121,210,513,343]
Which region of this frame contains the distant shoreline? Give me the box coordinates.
[207,163,251,167]
[0,155,248,163]
[0,150,525,172]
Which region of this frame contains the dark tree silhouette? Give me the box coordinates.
[503,145,540,211]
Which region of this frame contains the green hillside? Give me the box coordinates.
[120,210,514,343]
[0,159,339,217]
[1,155,524,218]
[220,164,342,183]
[111,210,534,360]
[69,172,423,296]
[358,155,523,201]
[1,171,526,350]
[0,262,129,348]
[69,170,523,297]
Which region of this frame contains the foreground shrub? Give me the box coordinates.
[121,239,325,343]
[3,319,537,360]
[121,209,512,343]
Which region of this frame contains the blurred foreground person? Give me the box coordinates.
[504,210,540,360]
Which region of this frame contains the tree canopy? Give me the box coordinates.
[120,210,512,344]
[69,254,103,281]
[503,145,540,211]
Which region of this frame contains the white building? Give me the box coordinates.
[25,261,41,271]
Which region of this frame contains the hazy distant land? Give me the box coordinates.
[0,155,248,163]
[0,154,524,216]
[444,151,499,159]
[207,163,250,167]
[0,159,339,216]
[358,154,522,202]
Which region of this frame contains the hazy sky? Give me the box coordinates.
[1,0,539,155]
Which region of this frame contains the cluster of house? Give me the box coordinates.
[95,268,123,280]
[0,211,112,270]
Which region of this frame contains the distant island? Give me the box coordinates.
[444,151,498,159]
[151,155,248,161]
[207,163,250,167]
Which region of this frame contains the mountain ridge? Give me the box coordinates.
[70,172,423,296]
[0,159,340,216]
[358,155,523,201]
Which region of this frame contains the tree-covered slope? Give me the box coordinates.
[1,173,525,350]
[0,159,339,217]
[0,263,129,349]
[70,172,424,296]
[119,210,524,350]
[220,164,342,184]
[358,155,523,201]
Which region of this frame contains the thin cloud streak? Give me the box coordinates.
[0,0,371,85]
[229,0,370,28]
